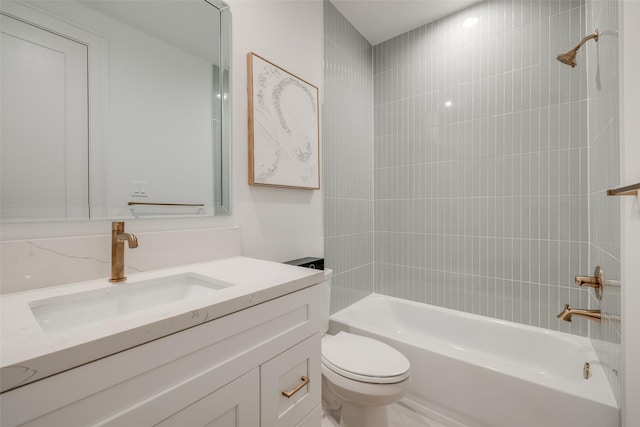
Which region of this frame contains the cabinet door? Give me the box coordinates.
[157,368,259,427]
[261,334,321,427]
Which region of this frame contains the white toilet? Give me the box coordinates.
[319,272,411,427]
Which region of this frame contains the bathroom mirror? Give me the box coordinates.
[0,0,231,222]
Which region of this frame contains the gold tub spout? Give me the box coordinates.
[557,304,601,323]
[110,221,139,283]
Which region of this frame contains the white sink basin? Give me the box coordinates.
[29,273,233,332]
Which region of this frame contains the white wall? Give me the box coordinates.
[227,0,324,262]
[620,1,640,425]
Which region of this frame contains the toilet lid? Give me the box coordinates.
[321,332,410,384]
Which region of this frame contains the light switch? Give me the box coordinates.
[130,180,148,197]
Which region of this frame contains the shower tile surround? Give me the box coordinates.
[324,0,622,409]
[323,0,375,312]
[373,0,592,336]
[326,0,619,345]
[585,0,622,407]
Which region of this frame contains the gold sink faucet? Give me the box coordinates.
[110,221,138,282]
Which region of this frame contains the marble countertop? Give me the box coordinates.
[0,256,324,393]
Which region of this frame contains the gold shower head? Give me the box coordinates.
[556,49,578,67]
[556,29,599,67]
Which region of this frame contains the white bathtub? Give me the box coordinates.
[328,294,618,427]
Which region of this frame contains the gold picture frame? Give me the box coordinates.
[247,52,320,189]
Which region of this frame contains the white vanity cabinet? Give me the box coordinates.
[0,283,324,427]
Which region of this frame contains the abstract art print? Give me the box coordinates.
[247,52,319,189]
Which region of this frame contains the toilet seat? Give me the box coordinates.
[321,332,410,384]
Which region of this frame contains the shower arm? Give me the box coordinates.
[572,30,599,52]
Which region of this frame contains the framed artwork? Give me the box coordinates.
[247,52,320,189]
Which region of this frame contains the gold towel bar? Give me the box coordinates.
[128,202,205,207]
[607,183,640,197]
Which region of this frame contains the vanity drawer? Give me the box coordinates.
[261,333,321,427]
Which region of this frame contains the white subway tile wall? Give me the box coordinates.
[323,0,375,312]
[586,0,621,407]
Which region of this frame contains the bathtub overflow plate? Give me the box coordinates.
[583,362,591,379]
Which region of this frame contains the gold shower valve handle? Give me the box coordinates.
[574,266,604,300]
[575,276,600,287]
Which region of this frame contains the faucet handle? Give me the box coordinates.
[575,266,604,300]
